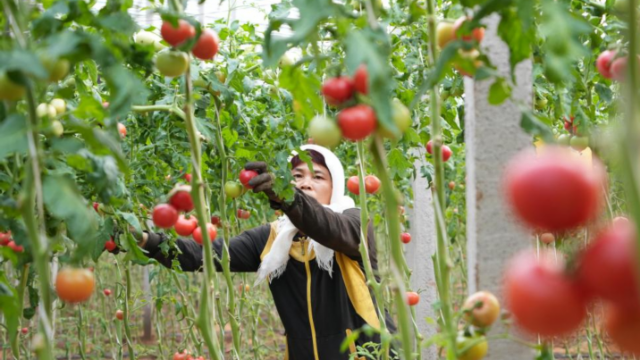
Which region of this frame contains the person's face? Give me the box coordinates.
[292,162,333,205]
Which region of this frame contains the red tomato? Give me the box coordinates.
[103,289,112,296]
[173,351,189,360]
[161,20,196,47]
[448,181,455,190]
[364,175,380,194]
[540,233,555,244]
[115,310,124,321]
[321,77,354,106]
[20,327,28,335]
[610,56,628,81]
[0,232,11,246]
[8,241,23,252]
[239,169,259,188]
[184,173,192,183]
[604,305,640,355]
[237,209,251,220]
[504,250,587,337]
[55,268,95,303]
[504,147,606,232]
[453,16,485,42]
[406,291,420,306]
[102,102,109,109]
[193,223,217,244]
[117,123,126,138]
[613,216,631,229]
[353,65,368,95]
[169,190,194,212]
[400,232,411,244]
[211,215,221,226]
[576,224,640,307]
[175,215,197,236]
[347,176,360,195]
[192,29,219,60]
[596,50,616,79]
[104,238,117,252]
[337,105,377,141]
[92,202,100,213]
[152,204,179,228]
[442,145,452,162]
[462,291,501,328]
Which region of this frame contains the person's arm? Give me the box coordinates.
[140,225,271,272]
[281,188,367,258]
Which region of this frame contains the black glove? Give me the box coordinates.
[244,162,283,206]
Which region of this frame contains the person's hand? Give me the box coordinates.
[244,162,282,204]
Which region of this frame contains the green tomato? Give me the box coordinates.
[224,181,244,199]
[557,134,571,146]
[308,115,342,149]
[570,136,589,151]
[135,31,164,51]
[535,97,548,109]
[50,98,66,115]
[40,55,70,82]
[278,53,294,68]
[0,72,25,101]
[36,103,57,118]
[379,99,412,139]
[155,50,189,78]
[457,335,488,360]
[193,78,209,89]
[51,121,64,137]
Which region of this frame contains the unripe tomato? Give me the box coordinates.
[436,22,456,49]
[337,105,377,141]
[103,289,112,296]
[570,136,589,152]
[169,189,194,212]
[504,250,587,337]
[211,215,221,226]
[379,99,412,139]
[55,268,95,303]
[557,134,571,146]
[454,49,482,77]
[117,123,127,138]
[104,238,117,252]
[308,115,342,149]
[406,291,420,306]
[175,215,198,236]
[40,56,70,82]
[576,224,640,307]
[156,50,189,77]
[347,176,360,195]
[152,204,179,228]
[596,50,616,79]
[400,232,411,244]
[224,181,243,199]
[462,291,500,328]
[321,77,354,106]
[115,310,124,321]
[353,65,368,94]
[540,233,555,244]
[192,29,220,60]
[161,20,196,47]
[364,175,380,194]
[0,73,26,101]
[50,98,66,115]
[239,169,259,188]
[51,121,64,137]
[193,223,217,245]
[457,335,488,360]
[36,103,57,118]
[448,181,455,190]
[453,16,485,42]
[135,31,164,51]
[504,147,606,232]
[604,305,640,356]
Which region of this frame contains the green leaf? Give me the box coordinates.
[0,272,19,348]
[594,83,613,103]
[497,5,536,74]
[43,175,97,242]
[488,77,512,105]
[103,64,149,118]
[0,50,48,79]
[520,111,554,143]
[117,211,142,236]
[0,114,28,160]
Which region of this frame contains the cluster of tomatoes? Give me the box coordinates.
[455,291,501,360]
[346,174,381,196]
[504,147,640,355]
[219,170,256,221]
[155,19,220,78]
[0,231,24,253]
[152,184,217,245]
[436,16,485,77]
[557,116,589,151]
[596,49,637,82]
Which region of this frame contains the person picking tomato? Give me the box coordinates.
[135,144,395,359]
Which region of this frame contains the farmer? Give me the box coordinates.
[136,144,396,360]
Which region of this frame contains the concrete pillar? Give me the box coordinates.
[405,153,438,359]
[464,14,534,359]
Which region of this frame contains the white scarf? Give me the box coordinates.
[254,145,356,285]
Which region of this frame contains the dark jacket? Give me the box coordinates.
[143,189,396,360]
